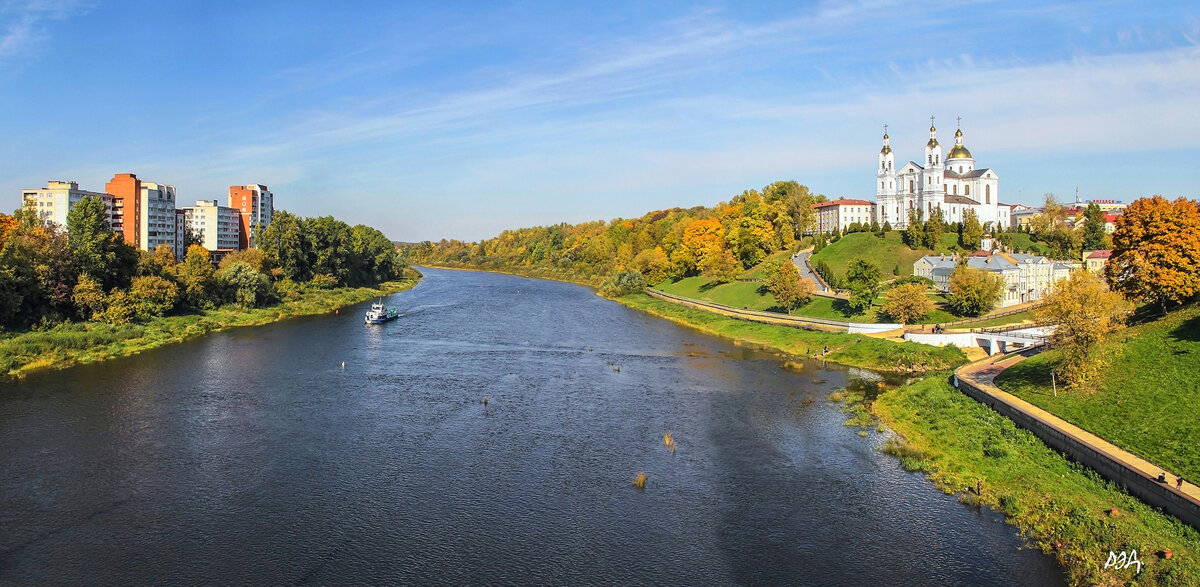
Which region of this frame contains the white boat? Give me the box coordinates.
[364,300,399,324]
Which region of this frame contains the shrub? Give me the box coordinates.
[599,271,646,297]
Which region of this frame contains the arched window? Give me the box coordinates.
[953,185,958,195]
[888,161,892,171]
[986,185,991,204]
[965,185,970,196]
[881,181,884,190]
[881,161,885,170]
[928,155,932,165]
[909,180,914,193]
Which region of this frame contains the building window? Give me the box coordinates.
[953,185,958,195]
[986,185,991,204]
[965,185,970,196]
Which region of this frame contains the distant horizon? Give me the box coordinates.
[4,1,1198,242]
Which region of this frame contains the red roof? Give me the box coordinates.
[812,199,874,208]
[1086,250,1113,259]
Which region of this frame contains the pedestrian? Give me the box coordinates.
[1178,475,1185,490]
[1158,472,1168,484]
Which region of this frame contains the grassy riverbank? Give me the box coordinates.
[615,292,966,373]
[0,274,420,377]
[994,302,1200,483]
[873,374,1200,586]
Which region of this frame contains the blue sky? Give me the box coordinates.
[2,1,1198,241]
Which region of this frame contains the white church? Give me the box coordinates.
[875,118,1009,230]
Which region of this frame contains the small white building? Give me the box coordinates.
[21,181,117,231]
[812,198,874,234]
[914,252,1070,307]
[182,200,241,252]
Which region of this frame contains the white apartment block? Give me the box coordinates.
[182,200,241,252]
[812,199,875,234]
[914,252,1071,308]
[137,182,178,258]
[21,181,117,231]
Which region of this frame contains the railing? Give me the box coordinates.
[643,288,905,334]
[940,304,1038,328]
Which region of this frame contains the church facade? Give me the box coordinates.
[875,119,1009,230]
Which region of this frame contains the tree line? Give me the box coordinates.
[0,196,406,330]
[405,180,827,289]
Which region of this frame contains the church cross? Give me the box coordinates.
[956,116,962,129]
[883,123,888,136]
[930,115,935,128]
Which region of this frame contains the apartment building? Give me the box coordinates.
[182,200,241,252]
[812,199,875,234]
[228,184,273,249]
[914,252,1071,308]
[21,181,117,231]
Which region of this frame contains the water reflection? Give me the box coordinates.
[0,268,1064,585]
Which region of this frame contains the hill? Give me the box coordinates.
[994,302,1200,482]
[809,231,958,281]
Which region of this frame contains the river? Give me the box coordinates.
[0,267,1064,585]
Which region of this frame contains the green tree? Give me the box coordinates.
[879,282,934,325]
[946,265,1004,316]
[66,195,137,290]
[903,208,924,248]
[959,208,984,251]
[306,216,354,285]
[218,262,274,308]
[923,207,946,249]
[598,271,646,297]
[260,210,310,281]
[845,259,882,311]
[1081,202,1109,251]
[1036,270,1131,385]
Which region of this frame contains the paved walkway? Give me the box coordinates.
[791,251,833,295]
[956,352,1200,524]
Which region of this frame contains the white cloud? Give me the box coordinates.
[0,0,91,61]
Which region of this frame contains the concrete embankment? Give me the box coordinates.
[644,288,900,334]
[955,352,1200,530]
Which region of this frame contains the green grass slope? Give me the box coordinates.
[875,374,1200,585]
[810,231,958,280]
[994,303,1200,482]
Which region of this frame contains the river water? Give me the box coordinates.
[0,267,1064,585]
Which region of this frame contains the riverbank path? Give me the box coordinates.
[791,251,832,295]
[956,352,1200,526]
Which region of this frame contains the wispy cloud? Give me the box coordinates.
[0,0,91,61]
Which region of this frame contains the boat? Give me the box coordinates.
[364,300,399,324]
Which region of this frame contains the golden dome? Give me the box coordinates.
[947,144,972,159]
[880,145,892,155]
[955,128,963,137]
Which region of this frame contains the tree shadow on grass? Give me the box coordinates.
[1171,316,1200,343]
[831,298,866,318]
[698,281,719,293]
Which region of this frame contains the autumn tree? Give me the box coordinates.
[1104,195,1200,310]
[880,282,934,325]
[176,245,218,310]
[633,246,670,284]
[129,275,179,318]
[947,265,1004,316]
[845,259,882,311]
[762,259,813,311]
[1036,270,1131,385]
